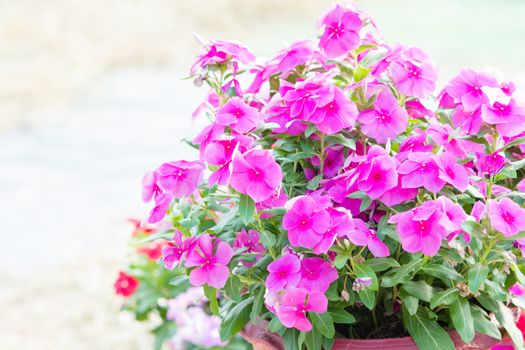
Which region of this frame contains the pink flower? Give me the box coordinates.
[163,231,191,270]
[357,153,398,199]
[427,122,483,159]
[509,282,525,297]
[297,257,338,293]
[215,97,263,134]
[518,178,525,193]
[157,160,204,197]
[318,4,362,58]
[358,89,408,143]
[190,39,255,75]
[488,198,525,237]
[230,149,283,202]
[282,196,331,249]
[436,196,468,241]
[435,152,469,192]
[452,105,483,135]
[308,85,358,134]
[313,208,354,254]
[266,254,301,292]
[185,235,233,288]
[142,170,162,202]
[273,40,314,72]
[193,123,225,159]
[284,81,331,122]
[389,201,449,256]
[345,218,390,257]
[276,288,328,332]
[147,193,173,224]
[477,152,506,175]
[445,69,498,112]
[481,98,525,137]
[390,47,438,99]
[397,152,445,193]
[233,229,265,266]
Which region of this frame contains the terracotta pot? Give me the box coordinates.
[241,321,502,350]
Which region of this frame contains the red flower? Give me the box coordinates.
[138,241,164,261]
[114,271,139,297]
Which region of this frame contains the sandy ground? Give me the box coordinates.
[1,0,525,349]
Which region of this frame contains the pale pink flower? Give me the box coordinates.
[517,178,525,193]
[488,198,525,237]
[358,89,408,143]
[230,149,283,202]
[190,39,255,74]
[142,170,162,203]
[233,228,265,264]
[274,40,315,72]
[266,254,301,292]
[276,288,328,332]
[317,4,362,58]
[147,193,173,224]
[185,235,233,289]
[163,231,191,270]
[481,98,525,137]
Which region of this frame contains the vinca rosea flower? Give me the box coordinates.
[397,152,445,193]
[141,170,162,203]
[265,254,301,292]
[357,152,398,199]
[114,271,139,297]
[390,46,438,99]
[435,152,470,192]
[230,149,283,202]
[488,198,525,237]
[276,288,328,332]
[156,160,204,197]
[215,97,264,134]
[317,4,362,58]
[389,201,449,256]
[358,89,408,143]
[282,195,331,249]
[445,68,498,112]
[163,231,191,270]
[190,39,255,75]
[297,257,338,293]
[185,235,233,288]
[345,218,390,257]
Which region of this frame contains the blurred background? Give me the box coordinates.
[1,0,524,349]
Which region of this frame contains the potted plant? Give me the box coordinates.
[138,2,525,349]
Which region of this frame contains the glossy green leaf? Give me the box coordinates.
[403,308,455,350]
[238,194,255,226]
[328,307,356,324]
[219,297,253,341]
[224,275,241,302]
[310,312,335,338]
[468,264,489,293]
[430,288,459,309]
[203,284,219,315]
[450,297,475,343]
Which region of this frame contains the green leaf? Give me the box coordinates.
[420,264,464,285]
[168,275,189,286]
[224,275,241,302]
[471,305,501,340]
[381,258,424,287]
[333,254,348,269]
[238,194,255,226]
[353,65,371,82]
[303,328,322,350]
[502,136,525,151]
[250,287,265,323]
[309,312,335,338]
[325,281,340,301]
[450,297,475,343]
[268,316,282,333]
[259,230,276,247]
[219,297,253,341]
[401,280,434,302]
[306,174,322,190]
[304,124,317,138]
[359,196,372,212]
[399,289,418,316]
[366,258,400,272]
[403,308,455,350]
[468,264,489,293]
[322,336,335,350]
[430,288,459,309]
[282,328,300,350]
[203,284,219,315]
[494,300,525,348]
[214,206,239,232]
[461,220,484,238]
[328,307,356,324]
[358,288,376,310]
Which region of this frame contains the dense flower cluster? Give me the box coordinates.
[140,2,525,350]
